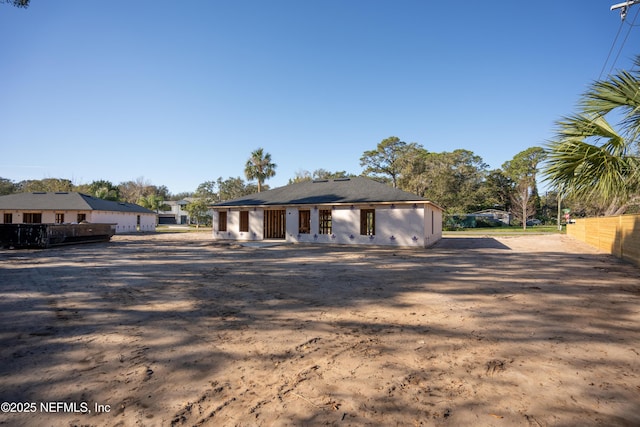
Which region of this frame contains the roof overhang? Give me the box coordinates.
[210,200,443,211]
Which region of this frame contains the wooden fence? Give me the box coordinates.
[567,214,640,267]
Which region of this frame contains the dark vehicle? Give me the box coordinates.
[0,223,115,249]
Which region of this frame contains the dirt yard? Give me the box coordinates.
[0,232,639,426]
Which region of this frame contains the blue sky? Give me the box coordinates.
[1,1,638,194]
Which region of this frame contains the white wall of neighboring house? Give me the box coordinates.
[0,210,156,234]
[158,200,214,225]
[90,211,156,233]
[2,210,83,224]
[158,201,189,224]
[212,203,442,247]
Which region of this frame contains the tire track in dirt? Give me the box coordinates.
[3,234,640,426]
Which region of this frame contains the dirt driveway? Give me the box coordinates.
[1,233,639,426]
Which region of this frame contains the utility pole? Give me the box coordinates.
[557,195,562,232]
[611,0,640,20]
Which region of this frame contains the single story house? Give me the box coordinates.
[211,177,443,247]
[0,192,156,233]
[446,209,511,229]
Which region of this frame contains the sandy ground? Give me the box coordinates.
[0,232,639,427]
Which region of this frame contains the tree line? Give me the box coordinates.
[359,137,547,221]
[1,132,632,228]
[0,143,550,228]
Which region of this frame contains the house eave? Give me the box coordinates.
[211,200,442,210]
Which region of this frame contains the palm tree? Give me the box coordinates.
[544,56,640,215]
[244,148,277,192]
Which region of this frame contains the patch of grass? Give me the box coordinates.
[156,225,212,233]
[445,225,565,234]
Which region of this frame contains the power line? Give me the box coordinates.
[609,3,640,75]
[599,19,626,79]
[601,1,640,78]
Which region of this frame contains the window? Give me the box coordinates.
[239,211,249,232]
[218,211,227,231]
[23,213,42,224]
[55,213,65,224]
[77,213,87,223]
[319,209,332,234]
[360,209,375,236]
[298,210,310,234]
[3,213,12,224]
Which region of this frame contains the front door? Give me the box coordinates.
[263,210,286,239]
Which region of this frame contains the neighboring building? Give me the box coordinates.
[0,192,156,233]
[158,200,190,225]
[157,198,213,226]
[472,209,511,225]
[446,209,511,229]
[211,177,443,247]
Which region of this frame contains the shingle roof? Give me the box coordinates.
[213,177,438,207]
[0,192,155,214]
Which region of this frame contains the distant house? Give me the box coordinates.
[157,198,213,226]
[211,177,443,247]
[158,200,190,225]
[472,209,511,225]
[445,209,511,229]
[0,192,156,233]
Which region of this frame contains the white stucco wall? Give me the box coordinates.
[423,204,443,247]
[2,210,80,225]
[287,205,426,246]
[0,210,156,233]
[212,203,443,247]
[90,211,156,233]
[212,209,263,241]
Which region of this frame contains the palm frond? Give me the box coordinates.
[544,114,638,204]
[581,67,640,142]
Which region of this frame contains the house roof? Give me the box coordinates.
[0,192,155,214]
[213,177,441,208]
[472,209,509,215]
[164,200,189,207]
